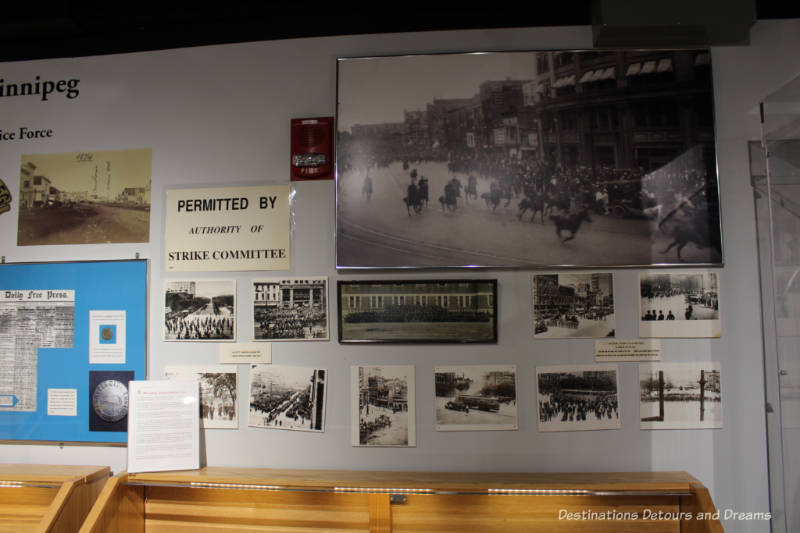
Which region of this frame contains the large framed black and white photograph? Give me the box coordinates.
[248,365,327,432]
[639,270,720,338]
[336,50,721,268]
[352,365,415,447]
[163,280,236,341]
[434,365,517,431]
[533,272,615,338]
[338,280,497,343]
[536,364,620,432]
[252,277,329,341]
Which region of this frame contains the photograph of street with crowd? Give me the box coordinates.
[338,280,496,343]
[537,364,620,431]
[252,277,328,341]
[639,271,720,337]
[248,365,327,432]
[352,365,415,446]
[533,272,614,338]
[640,362,722,430]
[163,280,236,341]
[435,365,517,431]
[337,50,721,268]
[164,365,238,429]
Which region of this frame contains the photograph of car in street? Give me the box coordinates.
[435,365,517,431]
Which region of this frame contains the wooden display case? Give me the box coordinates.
[0,464,110,533]
[80,467,723,532]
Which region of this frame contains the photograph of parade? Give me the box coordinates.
[336,50,721,268]
[163,280,236,341]
[434,365,517,431]
[533,273,614,338]
[248,365,327,432]
[639,271,720,338]
[338,280,497,343]
[252,277,328,341]
[536,364,620,431]
[164,365,238,429]
[640,362,722,429]
[18,149,152,245]
[352,365,415,446]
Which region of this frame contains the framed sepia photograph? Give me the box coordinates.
[434,365,517,431]
[252,277,329,341]
[352,365,415,447]
[536,364,620,432]
[338,280,497,343]
[640,362,722,430]
[336,50,721,268]
[638,270,720,338]
[164,365,238,429]
[533,273,615,338]
[248,365,327,432]
[163,280,236,341]
[18,148,152,246]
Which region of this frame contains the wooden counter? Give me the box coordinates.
[0,464,110,533]
[81,467,724,532]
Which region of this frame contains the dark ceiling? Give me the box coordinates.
[1,3,798,63]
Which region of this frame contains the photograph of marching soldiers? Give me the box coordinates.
[18,149,152,245]
[536,364,620,431]
[434,365,517,431]
[352,365,415,447]
[533,272,614,338]
[640,362,722,430]
[248,365,327,432]
[336,50,721,268]
[164,365,238,429]
[252,277,328,341]
[163,280,236,341]
[638,271,721,338]
[338,280,496,343]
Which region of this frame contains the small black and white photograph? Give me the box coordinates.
[351,365,415,447]
[18,149,152,245]
[533,273,614,338]
[338,280,497,343]
[536,364,620,432]
[434,365,517,431]
[640,362,722,430]
[248,365,326,432]
[639,271,721,338]
[252,277,328,341]
[164,365,238,429]
[336,50,721,269]
[163,280,236,341]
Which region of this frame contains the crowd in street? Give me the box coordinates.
[538,392,619,423]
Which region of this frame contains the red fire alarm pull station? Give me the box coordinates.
[290,117,333,181]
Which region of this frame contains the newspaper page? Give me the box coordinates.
[0,289,74,412]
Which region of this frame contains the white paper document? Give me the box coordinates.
[89,310,126,364]
[219,343,271,364]
[127,380,200,473]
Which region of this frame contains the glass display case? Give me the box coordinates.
[755,72,800,533]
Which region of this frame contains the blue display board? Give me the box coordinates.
[0,260,147,444]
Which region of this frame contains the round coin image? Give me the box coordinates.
[101,327,114,341]
[92,380,129,423]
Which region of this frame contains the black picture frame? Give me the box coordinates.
[337,279,498,343]
[336,49,722,268]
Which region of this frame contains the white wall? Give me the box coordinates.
[2,20,798,532]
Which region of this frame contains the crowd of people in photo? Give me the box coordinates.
[538,392,619,423]
[201,400,235,421]
[164,314,234,340]
[255,307,327,339]
[344,303,491,323]
[250,387,312,427]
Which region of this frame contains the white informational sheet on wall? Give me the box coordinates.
[127,379,200,473]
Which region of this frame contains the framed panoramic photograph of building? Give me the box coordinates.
[252,277,329,341]
[336,50,721,268]
[337,280,497,343]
